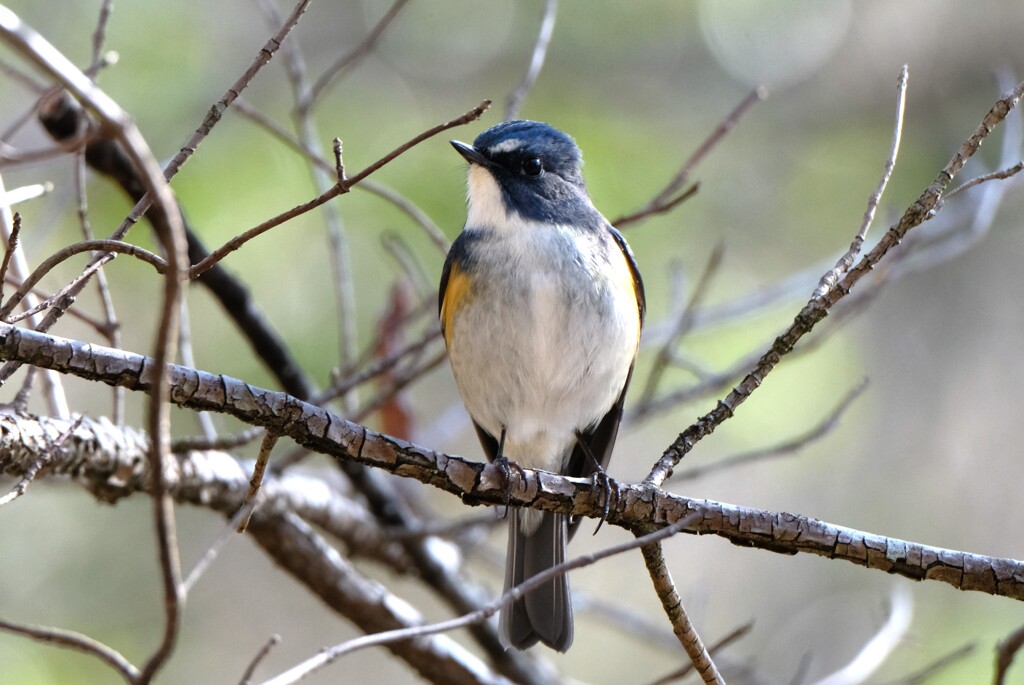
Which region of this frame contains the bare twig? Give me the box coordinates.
[0,182,50,207]
[614,87,767,228]
[669,379,867,482]
[647,622,754,685]
[944,161,1024,201]
[639,243,724,405]
[641,542,723,684]
[10,364,34,411]
[811,588,913,685]
[239,634,282,685]
[234,98,450,252]
[504,0,558,121]
[172,426,266,453]
[876,643,974,685]
[813,65,909,301]
[995,622,1024,685]
[257,512,701,685]
[111,0,312,238]
[237,431,280,533]
[190,99,490,279]
[382,512,498,543]
[307,0,412,107]
[0,57,45,93]
[184,504,256,594]
[255,0,358,399]
[0,618,140,684]
[73,149,123,423]
[0,239,166,320]
[0,210,20,307]
[86,0,114,75]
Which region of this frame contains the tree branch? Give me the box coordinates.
[2,322,1022,603]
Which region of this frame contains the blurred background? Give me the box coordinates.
[2,0,1023,683]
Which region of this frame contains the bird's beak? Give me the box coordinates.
[450,140,490,167]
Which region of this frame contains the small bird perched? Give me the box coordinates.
[440,120,645,652]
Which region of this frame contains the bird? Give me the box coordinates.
[439,119,645,652]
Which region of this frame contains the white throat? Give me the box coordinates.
[465,165,516,232]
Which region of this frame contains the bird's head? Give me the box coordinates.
[451,120,592,229]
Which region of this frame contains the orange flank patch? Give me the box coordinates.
[440,263,472,345]
[611,247,643,349]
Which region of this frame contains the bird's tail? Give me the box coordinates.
[499,508,573,652]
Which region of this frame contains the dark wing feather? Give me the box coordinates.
[438,244,457,330]
[472,420,501,462]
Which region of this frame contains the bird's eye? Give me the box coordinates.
[522,157,543,176]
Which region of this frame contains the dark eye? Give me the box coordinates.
[522,157,543,176]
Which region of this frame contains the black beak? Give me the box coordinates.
[450,140,489,167]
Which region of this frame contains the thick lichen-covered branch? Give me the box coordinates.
[2,321,1022,602]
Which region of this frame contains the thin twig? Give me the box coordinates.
[0,57,45,92]
[239,634,282,685]
[876,643,974,685]
[73,149,123,424]
[381,233,433,296]
[639,243,724,405]
[382,512,498,543]
[257,512,701,685]
[190,99,490,278]
[308,0,412,108]
[504,0,558,121]
[109,0,313,240]
[86,0,114,76]
[11,364,35,411]
[172,426,266,453]
[0,239,166,320]
[670,379,868,482]
[812,588,913,685]
[0,618,140,683]
[944,161,1024,201]
[255,0,358,404]
[237,431,280,533]
[0,182,50,207]
[332,137,345,180]
[813,65,909,301]
[184,504,256,593]
[351,348,447,424]
[995,622,1024,685]
[0,210,20,309]
[614,86,767,228]
[641,542,724,684]
[647,622,754,685]
[234,98,450,252]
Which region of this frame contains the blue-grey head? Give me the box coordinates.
[451,120,598,228]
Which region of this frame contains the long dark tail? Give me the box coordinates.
[499,509,573,652]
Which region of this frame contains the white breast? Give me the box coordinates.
[446,220,639,474]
